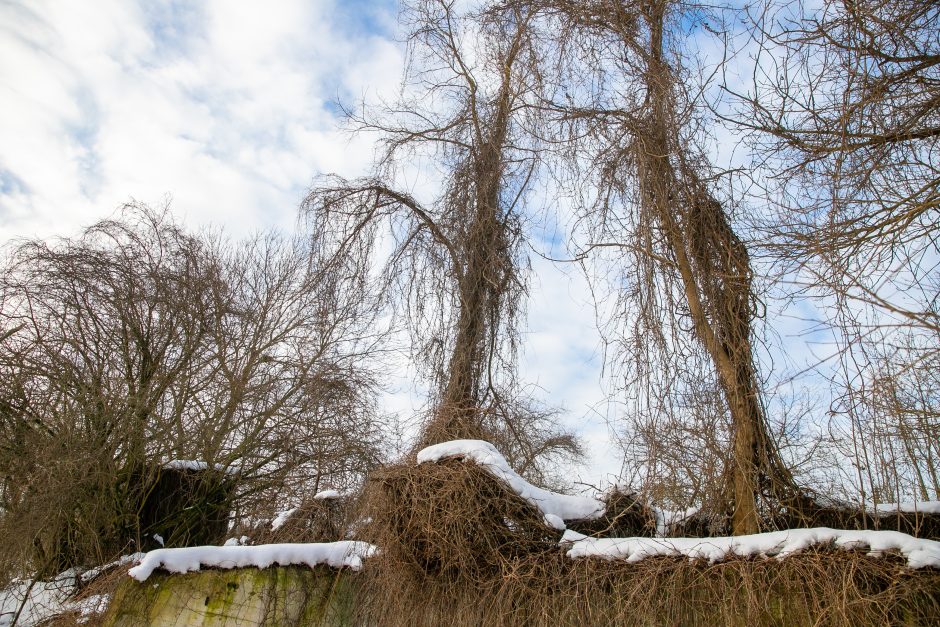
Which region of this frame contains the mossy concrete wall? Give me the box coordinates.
[101,566,355,626]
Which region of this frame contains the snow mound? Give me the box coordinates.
[417,440,604,521]
[128,541,378,582]
[562,527,940,569]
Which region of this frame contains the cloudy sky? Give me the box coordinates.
[0,0,618,482]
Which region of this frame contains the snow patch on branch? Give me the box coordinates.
[163,459,240,476]
[651,506,700,537]
[871,500,940,515]
[314,489,342,500]
[271,508,298,531]
[562,527,940,569]
[127,541,378,582]
[417,440,605,521]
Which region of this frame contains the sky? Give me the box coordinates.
[0,0,619,484]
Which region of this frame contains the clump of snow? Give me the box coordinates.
[223,536,250,547]
[152,533,164,547]
[163,459,239,476]
[128,541,378,582]
[544,513,566,530]
[562,527,940,569]
[271,507,298,530]
[314,489,342,500]
[651,506,700,537]
[417,440,605,521]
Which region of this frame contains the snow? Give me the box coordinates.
[152,533,164,547]
[0,572,76,627]
[128,541,378,582]
[417,440,605,521]
[314,489,342,500]
[72,594,110,624]
[271,507,298,530]
[871,500,940,515]
[0,553,147,626]
[808,495,940,516]
[562,527,940,569]
[163,459,240,476]
[223,536,250,547]
[652,506,700,537]
[79,553,146,584]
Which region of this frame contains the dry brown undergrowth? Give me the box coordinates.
[355,459,940,626]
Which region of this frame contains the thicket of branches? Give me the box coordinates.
[0,205,384,580]
[732,0,940,506]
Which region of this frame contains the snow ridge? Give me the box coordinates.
[417,440,605,521]
[562,527,940,569]
[128,541,378,582]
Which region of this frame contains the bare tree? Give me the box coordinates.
[733,0,939,506]
[507,0,804,533]
[305,1,579,469]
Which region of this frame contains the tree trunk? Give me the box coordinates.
[638,1,791,533]
[428,37,518,445]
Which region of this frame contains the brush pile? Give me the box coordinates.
[364,459,559,581]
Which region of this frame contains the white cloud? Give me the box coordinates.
[0,0,401,239]
[521,255,620,483]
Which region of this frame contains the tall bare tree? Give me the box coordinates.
[515,0,802,533]
[305,1,578,467]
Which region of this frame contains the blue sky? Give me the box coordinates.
[0,0,619,483]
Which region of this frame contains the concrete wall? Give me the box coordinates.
[101,567,355,627]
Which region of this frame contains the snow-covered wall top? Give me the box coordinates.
[417,439,605,524]
[562,527,940,569]
[128,541,377,582]
[872,501,940,515]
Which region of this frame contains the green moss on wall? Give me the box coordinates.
[101,566,356,626]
